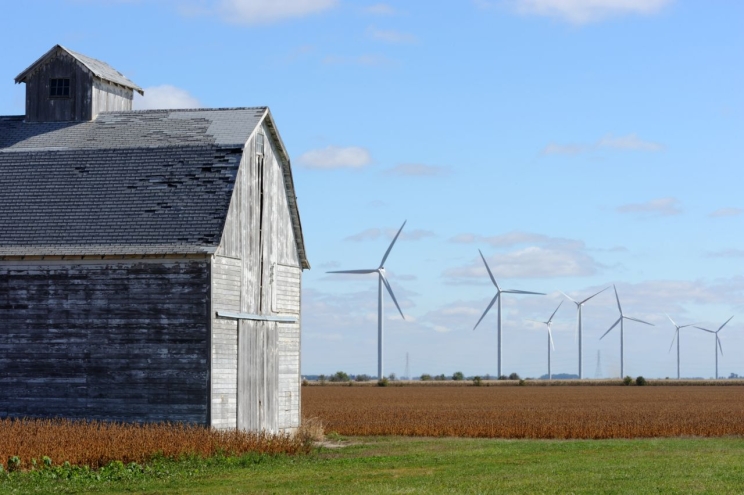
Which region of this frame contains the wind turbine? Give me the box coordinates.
[473,249,544,378]
[527,301,562,380]
[599,285,654,378]
[560,287,609,379]
[666,314,698,380]
[695,316,734,380]
[327,221,407,380]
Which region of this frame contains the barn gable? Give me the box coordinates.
[0,47,308,431]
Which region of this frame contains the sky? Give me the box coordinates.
[1,0,742,380]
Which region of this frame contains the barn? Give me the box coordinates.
[0,45,309,433]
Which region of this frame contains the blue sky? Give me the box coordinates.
[2,0,742,379]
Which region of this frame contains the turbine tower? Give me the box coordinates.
[666,314,698,380]
[599,285,654,378]
[528,301,562,380]
[474,249,544,378]
[560,287,609,379]
[327,221,407,380]
[695,316,734,380]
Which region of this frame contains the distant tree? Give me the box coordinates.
[484,374,491,380]
[623,376,633,386]
[452,371,465,381]
[419,374,432,381]
[472,376,482,386]
[435,374,447,381]
[319,374,327,385]
[498,375,507,380]
[635,376,647,386]
[508,372,521,380]
[329,371,350,382]
[388,372,397,381]
[355,374,372,382]
[730,373,740,379]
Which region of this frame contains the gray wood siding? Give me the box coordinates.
[0,260,210,424]
[211,120,302,432]
[91,79,133,118]
[24,51,93,122]
[210,256,240,429]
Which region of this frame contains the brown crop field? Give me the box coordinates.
[0,419,310,471]
[302,385,744,439]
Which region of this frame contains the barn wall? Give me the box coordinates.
[211,120,302,432]
[24,50,94,122]
[91,79,133,118]
[0,259,211,424]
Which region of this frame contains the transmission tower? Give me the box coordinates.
[594,350,602,379]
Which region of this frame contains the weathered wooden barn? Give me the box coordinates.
[0,45,309,433]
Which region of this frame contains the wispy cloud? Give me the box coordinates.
[367,27,418,44]
[297,146,372,169]
[133,85,201,110]
[616,197,682,217]
[322,54,397,67]
[707,249,744,259]
[363,3,396,15]
[541,133,664,156]
[505,0,674,25]
[215,0,337,25]
[385,163,449,177]
[445,231,601,280]
[709,207,743,218]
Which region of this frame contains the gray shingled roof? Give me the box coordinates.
[0,108,268,256]
[15,45,144,95]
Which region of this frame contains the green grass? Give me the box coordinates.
[3,436,744,494]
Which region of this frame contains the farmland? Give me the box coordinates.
[303,384,744,438]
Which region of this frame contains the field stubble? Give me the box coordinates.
[303,385,744,439]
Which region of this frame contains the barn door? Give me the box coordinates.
[237,319,278,432]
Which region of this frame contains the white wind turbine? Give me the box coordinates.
[327,221,407,380]
[599,285,654,378]
[527,301,562,380]
[473,249,544,378]
[560,287,609,379]
[666,314,698,380]
[695,316,734,380]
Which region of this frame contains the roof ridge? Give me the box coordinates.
[109,106,269,114]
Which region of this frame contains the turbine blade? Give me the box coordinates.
[666,313,677,328]
[559,290,578,304]
[503,290,546,295]
[547,301,563,323]
[624,316,654,326]
[613,285,622,314]
[668,329,678,353]
[380,273,405,320]
[327,269,377,274]
[473,293,499,331]
[600,318,621,340]
[718,336,724,356]
[718,315,734,332]
[580,286,610,305]
[379,220,406,268]
[478,249,499,288]
[679,323,699,329]
[695,326,715,334]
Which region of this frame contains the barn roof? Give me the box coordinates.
[0,108,309,268]
[15,45,144,95]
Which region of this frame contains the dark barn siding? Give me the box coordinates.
[0,260,210,424]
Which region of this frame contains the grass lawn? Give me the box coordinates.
[3,436,744,494]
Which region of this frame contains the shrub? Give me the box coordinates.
[518,379,526,386]
[329,371,350,382]
[452,371,465,381]
[636,376,647,386]
[472,376,482,386]
[318,375,327,385]
[377,378,389,387]
[623,376,633,386]
[509,373,521,381]
[302,379,309,387]
[419,374,432,381]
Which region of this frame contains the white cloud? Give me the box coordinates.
[597,133,664,152]
[709,207,743,218]
[542,133,663,156]
[345,228,436,242]
[367,27,418,44]
[449,230,582,250]
[363,3,395,15]
[133,85,201,110]
[217,0,337,24]
[616,197,682,216]
[508,0,673,25]
[297,146,372,169]
[385,163,449,177]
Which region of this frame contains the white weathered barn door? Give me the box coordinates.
[237,320,278,432]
